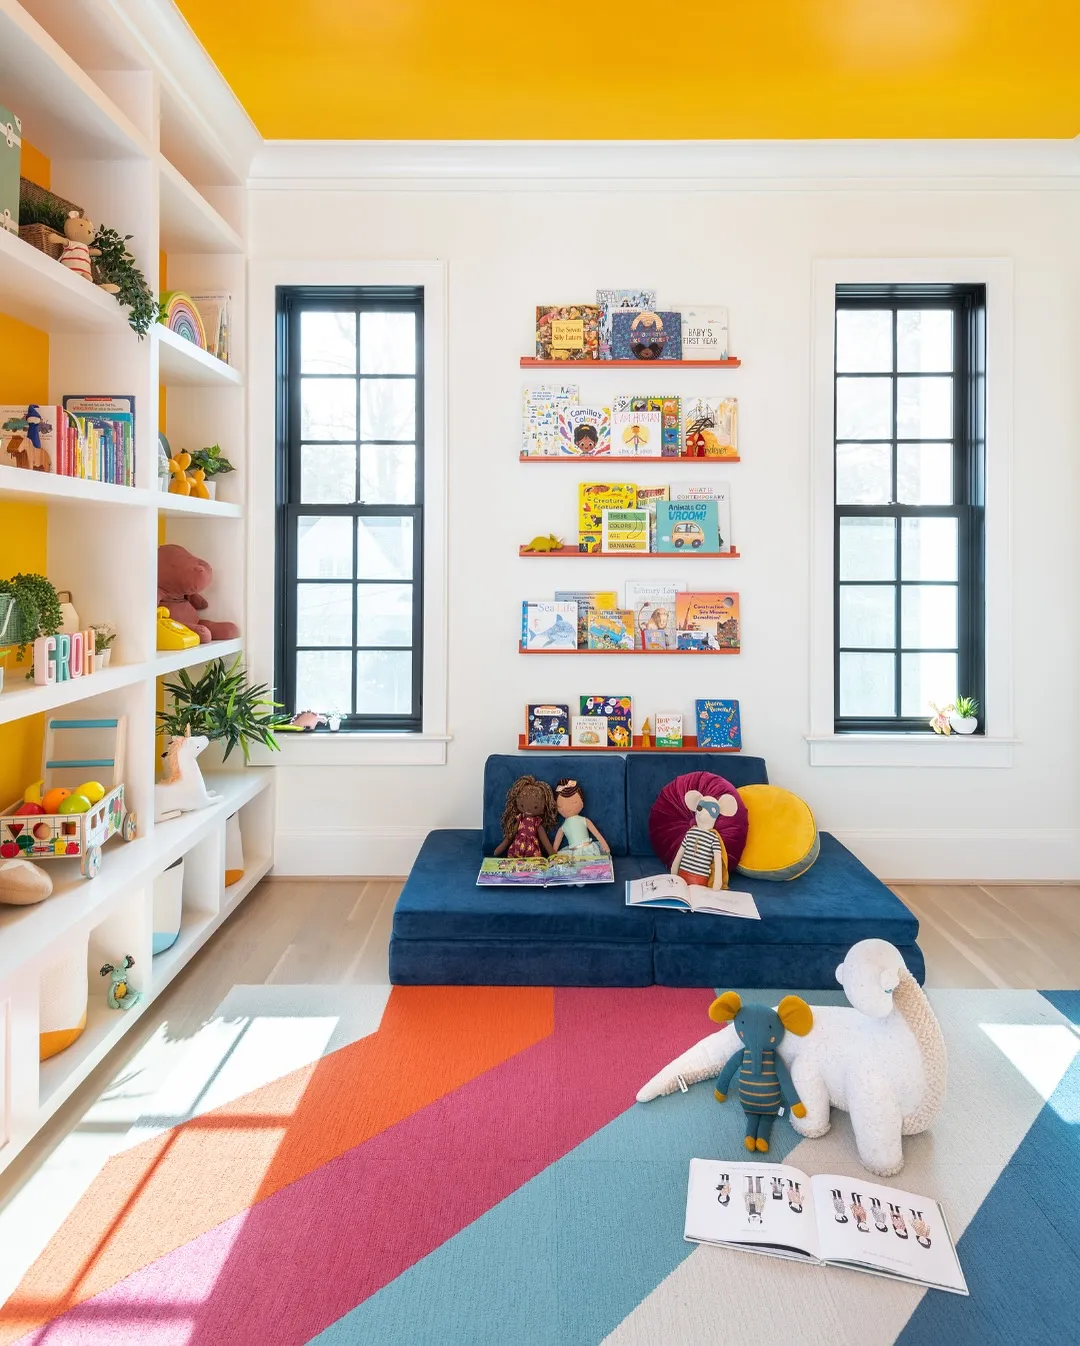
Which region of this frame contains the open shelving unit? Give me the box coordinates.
[0,0,266,1177]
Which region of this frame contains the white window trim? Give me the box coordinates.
[808,258,1014,768]
[247,258,450,767]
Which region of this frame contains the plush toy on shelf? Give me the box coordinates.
[492,775,557,858]
[550,778,609,856]
[157,544,239,644]
[155,728,224,821]
[100,955,141,1010]
[709,992,813,1153]
[57,213,119,292]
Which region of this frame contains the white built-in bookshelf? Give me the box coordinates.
[0,0,269,1175]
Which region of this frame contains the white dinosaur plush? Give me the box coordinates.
[636,939,947,1177]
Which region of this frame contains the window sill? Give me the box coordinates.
[806,734,1016,768]
[251,733,451,767]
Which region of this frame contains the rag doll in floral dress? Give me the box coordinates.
[493,776,557,858]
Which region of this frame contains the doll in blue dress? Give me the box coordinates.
[550,779,609,856]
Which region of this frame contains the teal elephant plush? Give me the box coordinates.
[709,991,814,1153]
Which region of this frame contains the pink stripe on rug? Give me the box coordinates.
[17,986,711,1346]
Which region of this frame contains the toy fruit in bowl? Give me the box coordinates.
[42,787,71,814]
[57,794,91,814]
[14,801,46,817]
[23,780,44,805]
[76,781,105,805]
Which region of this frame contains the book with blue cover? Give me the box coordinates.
[596,288,656,359]
[655,499,720,553]
[611,310,683,362]
[525,703,570,747]
[696,699,742,749]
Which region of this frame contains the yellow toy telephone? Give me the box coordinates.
[156,606,200,651]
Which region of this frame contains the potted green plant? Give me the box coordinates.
[0,573,62,687]
[158,656,289,763]
[90,622,117,668]
[186,444,235,499]
[949,695,979,735]
[91,225,166,338]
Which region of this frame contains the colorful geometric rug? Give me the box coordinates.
[0,984,1076,1345]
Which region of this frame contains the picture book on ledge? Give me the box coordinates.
[580,695,632,747]
[696,698,742,748]
[626,875,760,920]
[478,853,615,887]
[683,397,738,458]
[579,481,637,553]
[626,581,684,651]
[523,385,578,457]
[554,590,617,648]
[526,703,570,747]
[655,500,720,554]
[611,310,683,361]
[684,1160,968,1296]
[522,601,578,651]
[559,405,611,456]
[536,305,601,361]
[613,395,682,456]
[676,593,741,651]
[596,289,656,359]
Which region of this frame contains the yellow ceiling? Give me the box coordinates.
[175,0,1080,139]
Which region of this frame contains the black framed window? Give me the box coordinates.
[834,285,985,732]
[276,287,424,732]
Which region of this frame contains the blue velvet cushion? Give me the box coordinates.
[393,829,654,944]
[638,833,919,948]
[482,754,628,855]
[626,753,770,856]
[390,937,655,987]
[652,942,926,989]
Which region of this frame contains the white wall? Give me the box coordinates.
[247,148,1080,881]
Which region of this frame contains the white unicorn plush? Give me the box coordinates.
[155,729,224,821]
[637,939,947,1177]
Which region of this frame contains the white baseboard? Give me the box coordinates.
[833,829,1080,884]
[275,827,428,877]
[276,825,1080,885]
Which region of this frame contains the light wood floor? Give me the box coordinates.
[2,877,1077,1212]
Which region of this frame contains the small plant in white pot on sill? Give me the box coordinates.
[949,695,979,735]
[91,622,117,668]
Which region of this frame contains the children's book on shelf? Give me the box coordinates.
[554,589,617,648]
[579,481,637,553]
[679,307,730,359]
[683,1160,968,1296]
[683,396,738,458]
[536,305,601,361]
[611,310,683,361]
[587,608,636,650]
[526,703,570,747]
[190,292,232,364]
[478,852,615,887]
[1,404,68,474]
[676,593,741,651]
[571,714,608,747]
[614,396,681,455]
[521,600,578,651]
[696,698,742,748]
[523,385,578,456]
[655,712,684,747]
[625,581,683,650]
[626,875,760,919]
[655,499,721,553]
[601,508,650,554]
[61,396,136,486]
[634,485,670,549]
[558,405,611,456]
[672,482,733,552]
[596,289,656,359]
[610,407,662,457]
[580,695,632,747]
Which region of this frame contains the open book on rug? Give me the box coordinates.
[684,1159,968,1295]
[477,853,615,887]
[625,874,760,919]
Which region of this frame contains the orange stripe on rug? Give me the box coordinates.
[0,985,552,1345]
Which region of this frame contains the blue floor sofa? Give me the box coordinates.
[389,753,924,989]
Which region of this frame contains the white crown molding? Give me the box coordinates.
[248,138,1080,191]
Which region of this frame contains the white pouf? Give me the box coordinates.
[153,856,184,954]
[40,942,88,1060]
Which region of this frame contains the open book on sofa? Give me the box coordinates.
[477,853,615,887]
[685,1159,967,1295]
[625,874,759,919]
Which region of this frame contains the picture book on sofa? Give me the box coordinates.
[626,874,760,920]
[477,853,615,887]
[685,1160,968,1295]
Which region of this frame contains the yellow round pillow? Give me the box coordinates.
[736,784,819,881]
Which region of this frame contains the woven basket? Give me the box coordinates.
[18,222,65,259]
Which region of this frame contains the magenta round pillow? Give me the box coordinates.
[648,771,749,870]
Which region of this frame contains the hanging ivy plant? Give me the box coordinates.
[92,226,167,338]
[0,573,62,649]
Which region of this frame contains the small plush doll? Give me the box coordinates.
[709,991,813,1153]
[100,955,142,1010]
[550,778,609,856]
[493,775,557,859]
[671,788,738,890]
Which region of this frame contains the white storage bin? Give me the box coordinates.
[152,857,184,954]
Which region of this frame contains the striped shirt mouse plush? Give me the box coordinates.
[670,788,738,890]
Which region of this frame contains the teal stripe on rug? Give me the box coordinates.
[313,994,817,1346]
[897,991,1080,1346]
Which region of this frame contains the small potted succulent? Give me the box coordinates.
[91,622,117,668]
[949,695,979,735]
[186,444,235,499]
